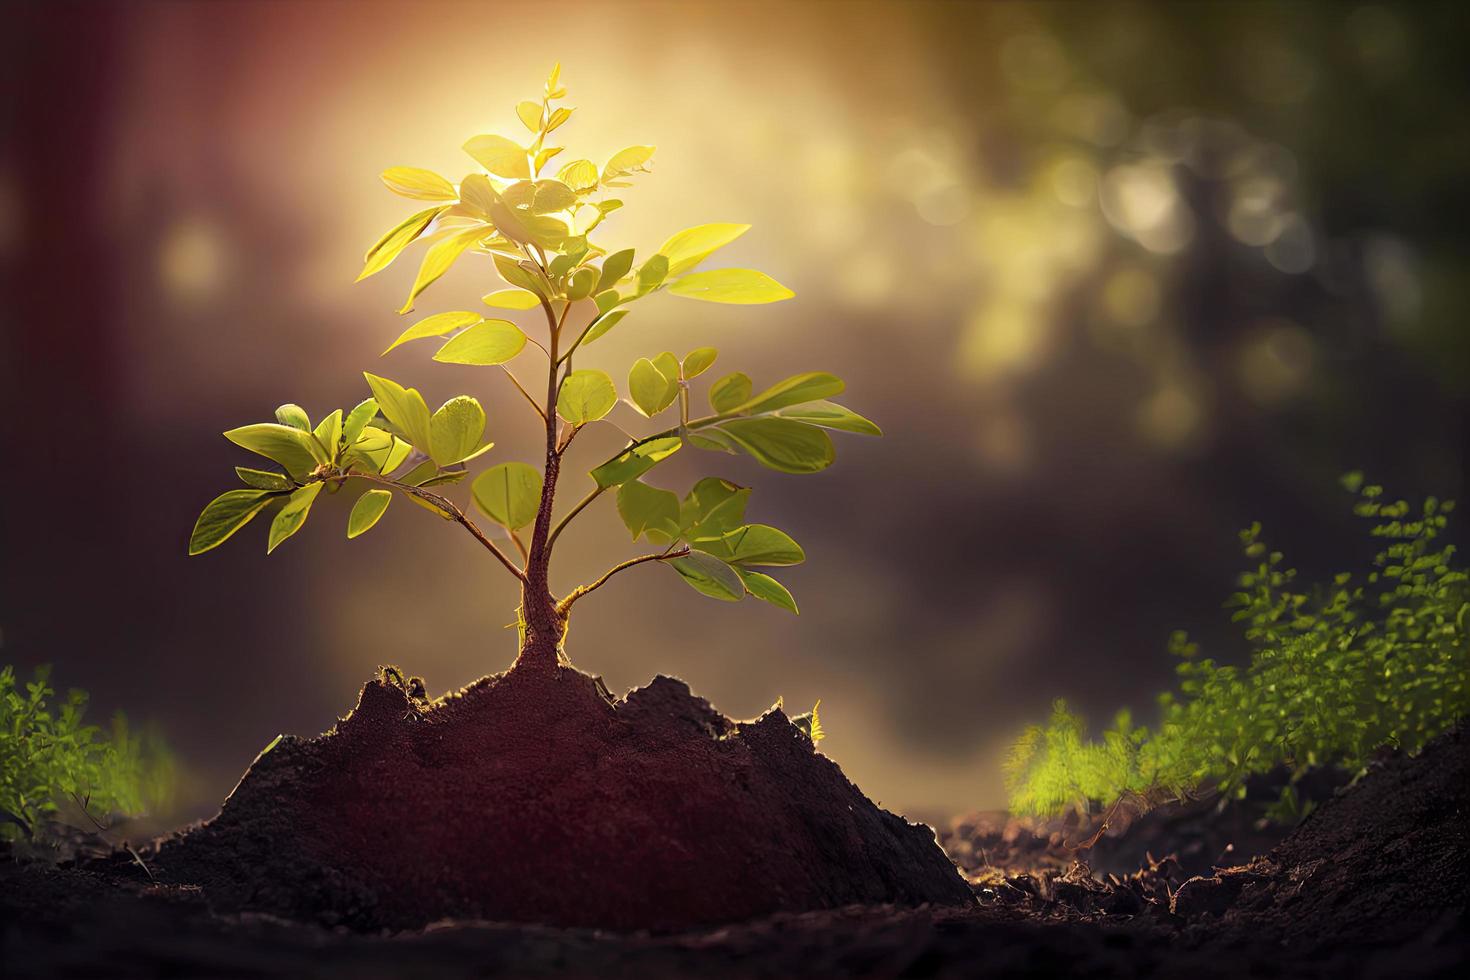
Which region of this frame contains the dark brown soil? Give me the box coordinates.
[146,666,973,932]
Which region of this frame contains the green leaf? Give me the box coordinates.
[629,358,678,417]
[598,249,635,291]
[274,404,311,431]
[225,423,327,478]
[380,167,457,201]
[267,482,324,554]
[657,223,750,277]
[432,319,527,365]
[428,395,487,466]
[738,569,798,614]
[581,309,628,346]
[358,206,444,281]
[189,489,277,555]
[494,254,546,296]
[594,290,621,314]
[398,226,487,314]
[482,288,541,310]
[591,436,682,488]
[463,134,530,179]
[694,523,805,566]
[567,267,598,301]
[774,400,882,436]
[709,372,752,413]
[689,429,741,454]
[716,418,835,473]
[383,311,482,355]
[528,179,577,213]
[235,466,293,491]
[363,373,433,453]
[668,268,794,304]
[737,372,845,414]
[557,369,617,424]
[472,461,542,530]
[637,254,669,294]
[347,489,392,539]
[683,347,718,379]
[342,398,379,445]
[313,409,343,459]
[603,145,656,179]
[617,480,680,541]
[680,477,750,536]
[670,552,743,602]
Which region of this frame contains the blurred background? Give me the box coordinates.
[1,0,1466,824]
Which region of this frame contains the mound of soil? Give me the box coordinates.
[149,665,973,932]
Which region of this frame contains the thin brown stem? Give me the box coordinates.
[559,546,690,614]
[500,365,546,421]
[547,485,606,552]
[347,471,526,581]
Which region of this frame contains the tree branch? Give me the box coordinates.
[559,547,690,614]
[547,485,606,552]
[347,471,526,582]
[500,365,546,422]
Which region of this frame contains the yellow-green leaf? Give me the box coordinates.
[546,106,574,133]
[463,134,530,179]
[343,398,379,446]
[669,268,794,304]
[629,358,678,417]
[225,423,326,479]
[657,223,750,277]
[383,311,482,355]
[472,461,542,530]
[683,347,718,379]
[738,569,798,614]
[598,249,635,292]
[428,395,487,466]
[604,145,656,179]
[347,489,392,539]
[581,309,628,346]
[235,467,293,491]
[189,489,278,555]
[617,480,680,541]
[313,409,343,459]
[380,167,457,201]
[709,372,753,413]
[717,418,835,473]
[774,400,882,436]
[267,482,324,554]
[556,159,599,192]
[363,372,433,453]
[591,436,681,488]
[398,227,487,314]
[670,552,743,602]
[516,100,543,132]
[359,206,444,282]
[274,404,311,431]
[432,318,527,366]
[557,369,617,424]
[694,523,805,566]
[736,372,845,414]
[482,288,541,310]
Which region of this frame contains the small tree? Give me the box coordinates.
[189,65,880,673]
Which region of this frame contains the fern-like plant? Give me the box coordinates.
[187,65,879,672]
[1006,474,1468,819]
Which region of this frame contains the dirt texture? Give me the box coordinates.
[145,666,973,932]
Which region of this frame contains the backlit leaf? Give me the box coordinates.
[598,248,635,291]
[736,372,844,414]
[432,319,527,365]
[225,423,326,478]
[680,478,750,536]
[546,106,574,132]
[235,466,293,491]
[604,145,655,179]
[472,461,542,530]
[738,569,798,614]
[590,436,682,488]
[383,311,482,355]
[313,409,343,459]
[556,159,599,192]
[670,552,743,602]
[274,404,311,431]
[342,398,379,445]
[363,372,433,453]
[774,400,882,436]
[629,358,677,417]
[657,223,750,277]
[347,489,392,539]
[709,372,752,413]
[189,489,278,555]
[668,268,794,304]
[398,226,487,313]
[581,308,628,346]
[567,267,597,301]
[463,134,530,179]
[380,167,457,201]
[694,523,805,566]
[717,418,835,473]
[267,482,323,554]
[637,254,669,295]
[556,369,617,424]
[516,100,543,132]
[482,288,541,310]
[683,347,718,379]
[494,254,546,295]
[428,395,487,466]
[617,479,680,541]
[359,206,444,282]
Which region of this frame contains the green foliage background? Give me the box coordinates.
[1006,475,1467,819]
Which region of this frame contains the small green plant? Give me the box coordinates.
[188,65,879,672]
[1006,474,1468,820]
[0,665,175,842]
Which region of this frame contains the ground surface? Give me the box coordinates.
[1,695,1464,978]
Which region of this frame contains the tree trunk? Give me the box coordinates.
[513,439,566,672]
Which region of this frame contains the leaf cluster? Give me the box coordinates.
[0,665,175,842]
[1005,476,1468,820]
